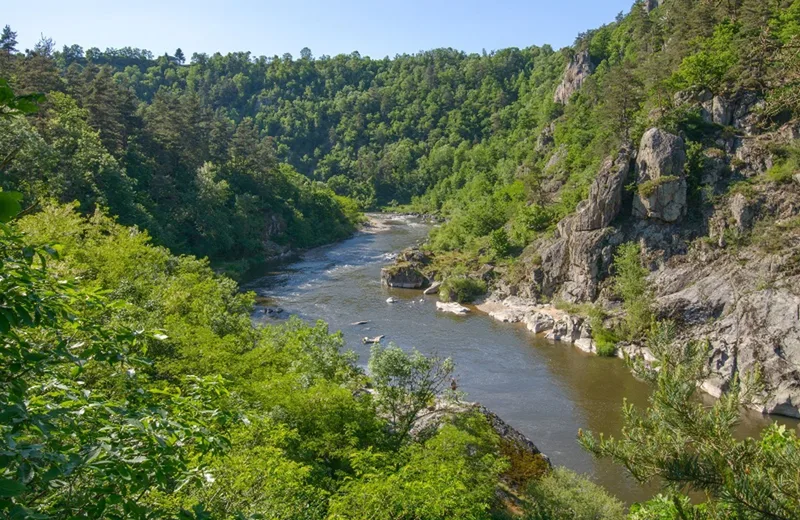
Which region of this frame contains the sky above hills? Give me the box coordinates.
[8,0,634,59]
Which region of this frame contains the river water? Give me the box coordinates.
[245,214,797,505]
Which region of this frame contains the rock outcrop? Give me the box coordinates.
[410,400,549,464]
[380,247,431,289]
[533,148,632,302]
[554,50,594,105]
[632,128,688,223]
[381,264,428,289]
[573,148,633,232]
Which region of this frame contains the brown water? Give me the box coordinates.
[245,215,798,505]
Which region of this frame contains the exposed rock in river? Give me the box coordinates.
[436,301,471,315]
[380,247,432,289]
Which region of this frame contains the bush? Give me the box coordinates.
[613,242,653,340]
[489,228,512,257]
[440,277,487,303]
[525,468,625,520]
[765,147,799,184]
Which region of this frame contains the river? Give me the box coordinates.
[244,214,798,505]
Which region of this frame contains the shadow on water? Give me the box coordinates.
[243,215,798,506]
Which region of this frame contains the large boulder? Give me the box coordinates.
[573,147,633,232]
[554,50,594,105]
[633,129,688,223]
[381,264,428,289]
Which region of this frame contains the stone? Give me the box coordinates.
[545,315,585,343]
[381,263,428,289]
[554,50,594,105]
[409,400,549,464]
[635,128,687,182]
[572,147,633,232]
[423,281,442,295]
[536,122,555,152]
[632,176,688,223]
[729,193,757,232]
[633,128,688,223]
[574,338,596,354]
[386,297,399,304]
[524,312,555,334]
[712,96,733,126]
[436,301,470,315]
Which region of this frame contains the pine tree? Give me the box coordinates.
[174,47,185,64]
[0,25,17,55]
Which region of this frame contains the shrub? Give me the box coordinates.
[500,440,550,488]
[440,277,487,303]
[524,468,625,520]
[489,228,512,257]
[613,242,653,340]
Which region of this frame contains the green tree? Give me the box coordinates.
[613,242,652,339]
[0,25,17,55]
[580,323,800,520]
[368,344,455,448]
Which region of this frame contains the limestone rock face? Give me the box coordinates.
[554,50,594,105]
[573,147,632,232]
[410,400,549,464]
[729,193,757,232]
[633,128,688,223]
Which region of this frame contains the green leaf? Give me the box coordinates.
[0,478,27,497]
[0,192,23,223]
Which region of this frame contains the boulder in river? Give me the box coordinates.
[381,263,429,289]
[436,301,470,315]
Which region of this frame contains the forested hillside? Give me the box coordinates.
[2,0,800,518]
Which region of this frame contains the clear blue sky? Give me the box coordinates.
[7,0,634,59]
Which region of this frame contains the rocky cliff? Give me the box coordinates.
[491,92,800,418]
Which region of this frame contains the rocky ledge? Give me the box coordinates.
[411,399,550,466]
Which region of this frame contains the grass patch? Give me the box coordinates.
[638,175,680,197]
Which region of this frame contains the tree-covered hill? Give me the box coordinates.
[2,0,800,517]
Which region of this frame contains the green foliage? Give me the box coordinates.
[524,468,625,520]
[765,145,800,184]
[612,242,652,340]
[671,22,739,92]
[637,175,679,197]
[0,225,234,518]
[489,228,512,257]
[581,322,800,520]
[368,344,454,447]
[328,416,508,520]
[440,276,487,303]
